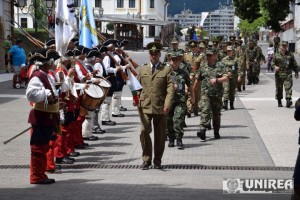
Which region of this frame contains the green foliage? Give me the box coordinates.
[234,0,297,33]
[175,24,183,36]
[106,22,115,32]
[233,0,261,23]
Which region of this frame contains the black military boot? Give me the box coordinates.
[243,85,246,90]
[168,139,175,147]
[186,111,191,118]
[278,99,283,107]
[197,129,206,140]
[223,100,228,110]
[286,99,292,108]
[214,131,221,139]
[230,101,234,110]
[176,138,184,150]
[193,109,199,116]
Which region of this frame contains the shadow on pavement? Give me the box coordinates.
[0,179,293,200]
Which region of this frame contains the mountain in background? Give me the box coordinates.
[168,0,233,16]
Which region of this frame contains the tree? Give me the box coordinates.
[106,22,115,32]
[234,0,299,33]
[233,0,261,23]
[175,24,183,37]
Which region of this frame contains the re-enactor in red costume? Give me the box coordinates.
[26,48,60,184]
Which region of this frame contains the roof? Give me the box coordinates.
[95,16,174,26]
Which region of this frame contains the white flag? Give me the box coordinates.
[127,70,143,91]
[55,0,77,55]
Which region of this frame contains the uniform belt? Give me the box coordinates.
[33,102,59,113]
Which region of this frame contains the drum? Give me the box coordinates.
[80,84,104,111]
[99,78,111,96]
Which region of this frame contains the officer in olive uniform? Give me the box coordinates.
[167,51,194,149]
[137,42,174,170]
[222,46,243,110]
[245,39,260,85]
[271,41,299,107]
[193,48,229,140]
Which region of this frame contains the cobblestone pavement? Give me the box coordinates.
[0,49,298,199]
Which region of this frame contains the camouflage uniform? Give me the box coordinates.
[167,68,190,140]
[245,42,260,85]
[236,43,247,91]
[196,61,228,133]
[271,45,299,106]
[222,54,243,109]
[254,43,265,82]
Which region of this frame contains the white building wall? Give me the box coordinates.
[295,0,300,54]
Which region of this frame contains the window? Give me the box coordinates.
[150,0,154,8]
[117,0,124,8]
[95,0,102,7]
[129,0,135,8]
[21,18,27,28]
[149,25,155,37]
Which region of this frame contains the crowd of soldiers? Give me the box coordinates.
[163,35,299,148]
[21,31,300,182]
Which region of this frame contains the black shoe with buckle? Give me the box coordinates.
[119,106,127,111]
[197,129,206,140]
[83,135,99,141]
[112,113,125,117]
[102,120,117,126]
[176,138,184,150]
[74,144,86,149]
[56,157,74,164]
[92,128,105,134]
[141,161,151,170]
[69,152,80,157]
[47,178,56,183]
[32,179,53,184]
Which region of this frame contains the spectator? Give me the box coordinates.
[8,39,26,88]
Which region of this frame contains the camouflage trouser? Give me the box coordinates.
[223,81,229,100]
[167,102,187,140]
[275,73,293,100]
[247,63,258,83]
[223,76,238,101]
[200,95,222,132]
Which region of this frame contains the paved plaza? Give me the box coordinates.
[0,46,299,199]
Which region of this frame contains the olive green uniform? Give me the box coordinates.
[137,62,174,166]
[271,50,299,101]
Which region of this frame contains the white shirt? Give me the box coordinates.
[26,70,58,103]
[267,47,274,55]
[94,62,104,77]
[102,51,126,74]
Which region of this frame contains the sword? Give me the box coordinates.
[3,127,31,145]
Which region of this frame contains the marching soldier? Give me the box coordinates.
[164,37,179,62]
[236,39,247,91]
[222,46,243,110]
[253,40,265,84]
[136,42,174,170]
[271,41,299,107]
[245,39,260,85]
[193,48,229,140]
[167,51,194,149]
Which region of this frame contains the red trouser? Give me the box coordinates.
[64,122,75,154]
[73,115,85,146]
[54,124,73,158]
[30,144,49,184]
[46,139,57,171]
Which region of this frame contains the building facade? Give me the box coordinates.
[168,9,202,28]
[13,0,169,40]
[0,0,13,71]
[202,4,235,38]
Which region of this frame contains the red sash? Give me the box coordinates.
[74,61,88,83]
